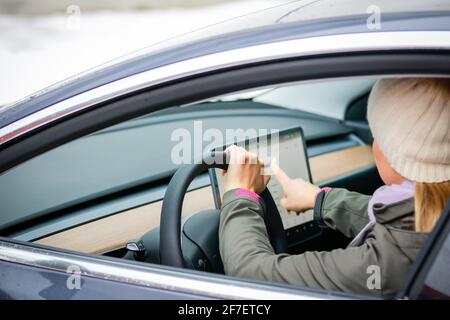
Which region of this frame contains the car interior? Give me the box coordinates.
[0,77,384,267]
[0,77,387,282]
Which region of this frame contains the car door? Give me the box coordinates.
[1,30,450,299]
[1,237,336,300]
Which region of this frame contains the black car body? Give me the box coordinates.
[0,0,449,299]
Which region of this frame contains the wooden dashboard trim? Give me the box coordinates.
[309,144,375,184]
[35,144,374,254]
[35,187,215,254]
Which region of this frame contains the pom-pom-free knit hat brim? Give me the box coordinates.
[367,78,450,183]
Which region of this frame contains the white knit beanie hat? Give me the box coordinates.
[367,78,450,183]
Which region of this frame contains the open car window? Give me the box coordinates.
[0,78,374,237]
[0,77,382,267]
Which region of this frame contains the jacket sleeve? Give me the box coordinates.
[317,188,372,238]
[219,188,380,295]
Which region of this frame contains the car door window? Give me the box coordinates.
[0,78,379,256]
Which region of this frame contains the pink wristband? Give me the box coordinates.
[314,187,332,203]
[235,188,262,204]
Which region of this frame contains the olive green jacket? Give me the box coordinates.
[219,188,428,297]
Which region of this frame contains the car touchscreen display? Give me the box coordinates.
[209,127,313,230]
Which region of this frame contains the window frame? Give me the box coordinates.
[397,200,450,300]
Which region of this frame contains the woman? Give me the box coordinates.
[219,78,450,297]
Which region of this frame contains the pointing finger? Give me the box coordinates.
[271,158,291,189]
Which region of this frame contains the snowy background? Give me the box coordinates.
[0,0,288,106]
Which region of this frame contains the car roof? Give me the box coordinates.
[1,0,450,128]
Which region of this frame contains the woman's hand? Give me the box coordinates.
[222,145,270,194]
[271,159,320,213]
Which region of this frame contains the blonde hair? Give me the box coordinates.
[415,181,450,232]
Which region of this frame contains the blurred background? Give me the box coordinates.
[0,0,289,106]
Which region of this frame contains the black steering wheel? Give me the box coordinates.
[159,153,288,269]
